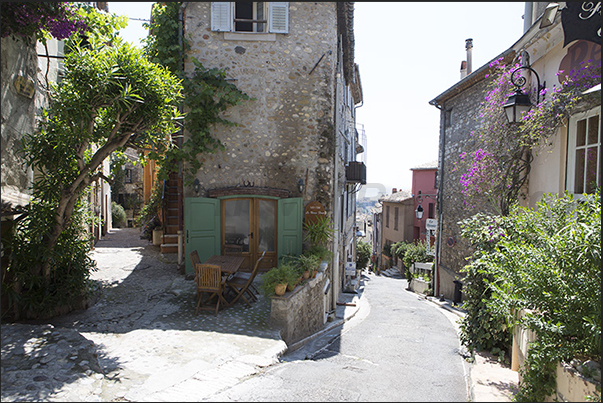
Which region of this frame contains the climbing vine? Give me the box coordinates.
[143,2,252,183]
[453,56,601,216]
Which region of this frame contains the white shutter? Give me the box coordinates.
[211,2,232,32]
[269,2,289,34]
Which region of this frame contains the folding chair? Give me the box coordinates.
[225,251,265,307]
[190,251,228,316]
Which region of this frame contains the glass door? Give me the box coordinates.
[222,198,277,270]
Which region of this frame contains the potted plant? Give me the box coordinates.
[303,215,335,249]
[260,264,298,297]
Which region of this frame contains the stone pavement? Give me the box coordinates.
[1,228,518,402]
[1,228,287,402]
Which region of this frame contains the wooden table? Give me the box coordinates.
[204,255,245,275]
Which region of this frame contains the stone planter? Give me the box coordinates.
[152,228,163,246]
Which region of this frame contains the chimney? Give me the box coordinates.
[392,188,397,194]
[465,38,473,75]
[460,60,467,79]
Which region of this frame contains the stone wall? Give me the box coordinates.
[269,272,327,345]
[1,35,42,207]
[436,77,498,299]
[182,2,338,208]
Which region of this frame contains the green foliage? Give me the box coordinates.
[304,244,333,262]
[460,190,601,402]
[111,201,126,228]
[5,194,98,319]
[135,180,164,240]
[143,2,251,184]
[391,241,410,261]
[356,240,371,270]
[381,243,392,258]
[401,240,433,270]
[260,264,299,296]
[4,8,182,319]
[303,216,335,248]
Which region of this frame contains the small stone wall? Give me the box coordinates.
[269,272,327,346]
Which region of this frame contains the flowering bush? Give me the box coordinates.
[1,2,87,43]
[454,56,601,215]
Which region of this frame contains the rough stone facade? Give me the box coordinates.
[269,272,327,345]
[183,2,339,209]
[430,52,514,300]
[181,2,362,311]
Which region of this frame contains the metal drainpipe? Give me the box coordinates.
[429,98,444,298]
[332,48,343,313]
[177,2,188,267]
[523,2,533,33]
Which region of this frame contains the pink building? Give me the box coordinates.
[410,160,438,243]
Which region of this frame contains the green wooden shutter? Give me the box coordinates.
[277,197,302,260]
[184,197,221,274]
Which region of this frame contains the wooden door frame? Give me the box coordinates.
[220,196,278,271]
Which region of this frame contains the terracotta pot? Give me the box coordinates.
[287,282,295,292]
[302,270,310,280]
[275,283,287,296]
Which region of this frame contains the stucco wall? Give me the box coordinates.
[1,35,41,206]
[182,2,338,209]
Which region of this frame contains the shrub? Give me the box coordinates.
[356,240,371,270]
[460,190,601,402]
[111,202,126,228]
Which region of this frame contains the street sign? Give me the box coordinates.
[426,218,437,231]
[345,262,356,276]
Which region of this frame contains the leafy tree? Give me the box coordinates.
[5,6,183,318]
[356,240,371,270]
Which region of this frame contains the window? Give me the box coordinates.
[428,203,434,219]
[385,205,390,228]
[394,207,399,231]
[124,169,132,184]
[566,107,600,195]
[211,2,289,34]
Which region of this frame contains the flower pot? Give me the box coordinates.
[275,283,287,296]
[152,229,164,246]
[302,270,310,280]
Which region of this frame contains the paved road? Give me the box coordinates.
[208,271,470,402]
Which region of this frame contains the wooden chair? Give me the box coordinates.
[225,251,266,307]
[195,263,228,316]
[189,251,228,316]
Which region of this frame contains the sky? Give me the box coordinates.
[108,2,527,198]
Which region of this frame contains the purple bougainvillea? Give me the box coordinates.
[1,2,87,43]
[455,55,601,216]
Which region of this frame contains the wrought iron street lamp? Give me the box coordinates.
[415,204,424,220]
[503,66,543,123]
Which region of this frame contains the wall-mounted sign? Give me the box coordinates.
[425,218,437,231]
[561,2,601,47]
[304,201,326,224]
[14,76,35,99]
[558,40,601,84]
[345,262,356,276]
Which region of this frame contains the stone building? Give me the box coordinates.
[429,2,600,300]
[176,2,365,318]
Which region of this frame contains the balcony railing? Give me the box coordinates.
[345,161,366,184]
